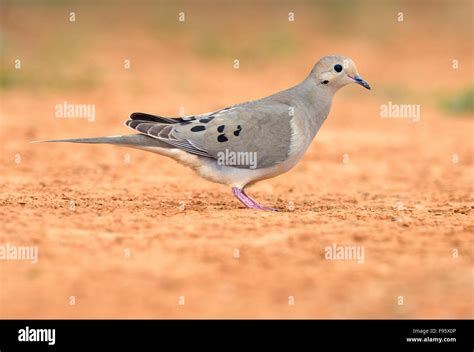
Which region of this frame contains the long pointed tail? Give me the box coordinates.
[31,134,171,148]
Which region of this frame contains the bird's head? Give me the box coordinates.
[311,55,371,91]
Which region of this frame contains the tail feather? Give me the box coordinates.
[31,134,172,148]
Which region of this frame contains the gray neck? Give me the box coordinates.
[297,76,335,138]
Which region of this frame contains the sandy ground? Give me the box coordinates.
[0,2,472,318]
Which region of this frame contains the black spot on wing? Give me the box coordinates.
[191,126,206,132]
[199,117,214,123]
[217,134,228,143]
[233,125,242,136]
[217,125,225,133]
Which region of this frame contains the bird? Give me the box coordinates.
[35,55,370,211]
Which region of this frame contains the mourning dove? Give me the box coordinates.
[36,55,370,210]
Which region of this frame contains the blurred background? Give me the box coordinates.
[0,0,472,318]
[1,0,472,118]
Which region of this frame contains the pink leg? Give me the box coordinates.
[241,189,278,211]
[232,187,278,211]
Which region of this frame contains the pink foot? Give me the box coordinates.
[232,187,278,211]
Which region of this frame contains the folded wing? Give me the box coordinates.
[125,104,293,169]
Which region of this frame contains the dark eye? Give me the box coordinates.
[334,64,343,72]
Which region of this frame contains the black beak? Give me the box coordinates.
[352,75,371,90]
